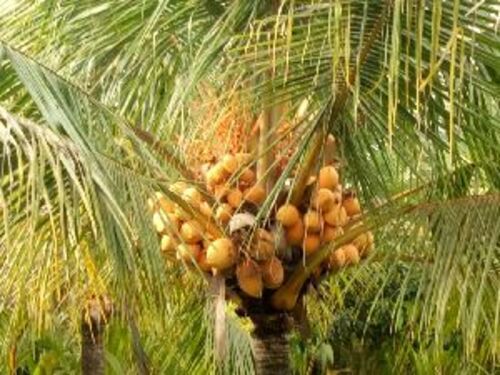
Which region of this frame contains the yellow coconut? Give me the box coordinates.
[276,204,301,227]
[322,225,344,243]
[303,234,321,255]
[328,248,346,269]
[165,212,181,230]
[173,205,191,221]
[318,165,339,190]
[239,168,256,186]
[182,187,203,206]
[177,243,202,263]
[343,244,360,265]
[213,184,229,201]
[353,231,374,258]
[160,235,177,253]
[236,259,263,298]
[323,206,348,227]
[180,220,203,244]
[152,211,167,234]
[158,197,175,214]
[235,152,251,166]
[206,238,236,270]
[206,163,228,186]
[226,188,243,208]
[199,201,213,217]
[343,196,361,217]
[197,251,213,273]
[221,154,239,174]
[244,184,266,206]
[312,188,338,212]
[261,257,284,289]
[285,219,305,246]
[304,210,322,232]
[215,204,233,225]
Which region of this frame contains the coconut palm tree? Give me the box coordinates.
[0,1,499,374]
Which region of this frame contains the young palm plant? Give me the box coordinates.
[1,1,499,374]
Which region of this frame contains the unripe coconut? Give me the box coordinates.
[303,234,321,255]
[261,257,284,289]
[343,244,360,265]
[226,188,243,209]
[285,219,305,246]
[182,187,203,205]
[199,201,213,217]
[312,188,337,211]
[304,210,322,232]
[236,259,263,298]
[215,204,233,225]
[318,165,339,190]
[276,204,300,227]
[343,196,361,217]
[160,235,177,253]
[221,154,238,174]
[322,225,344,243]
[239,168,256,186]
[177,243,202,263]
[152,211,168,234]
[323,206,348,227]
[180,220,203,244]
[244,184,266,206]
[328,248,346,269]
[206,238,236,270]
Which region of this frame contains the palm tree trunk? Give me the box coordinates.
[81,314,106,375]
[251,313,291,375]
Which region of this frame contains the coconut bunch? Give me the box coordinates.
[275,164,374,275]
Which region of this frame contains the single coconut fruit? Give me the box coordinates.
[353,231,374,258]
[251,239,275,261]
[157,196,175,213]
[303,234,321,255]
[244,184,266,206]
[328,248,346,269]
[276,204,300,227]
[215,204,233,225]
[206,238,236,270]
[182,187,203,205]
[235,153,251,166]
[239,168,256,186]
[206,163,228,186]
[197,251,213,273]
[226,188,243,208]
[312,188,337,212]
[177,243,202,264]
[304,210,322,232]
[256,228,274,243]
[343,196,361,217]
[318,165,339,190]
[152,211,167,234]
[221,154,238,174]
[236,259,263,298]
[261,257,284,289]
[160,235,177,253]
[213,184,229,201]
[322,225,344,243]
[323,206,348,227]
[343,244,360,265]
[286,219,305,246]
[170,181,189,194]
[199,201,213,217]
[180,220,203,244]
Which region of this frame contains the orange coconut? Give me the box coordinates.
[221,154,238,174]
[206,238,236,270]
[322,225,344,243]
[304,210,322,232]
[343,196,361,217]
[303,234,321,255]
[343,244,360,265]
[276,204,301,227]
[261,257,285,289]
[318,165,339,190]
[177,243,202,264]
[180,220,203,244]
[215,204,233,225]
[244,184,266,205]
[236,259,263,298]
[226,188,243,209]
[285,219,305,246]
[328,248,346,269]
